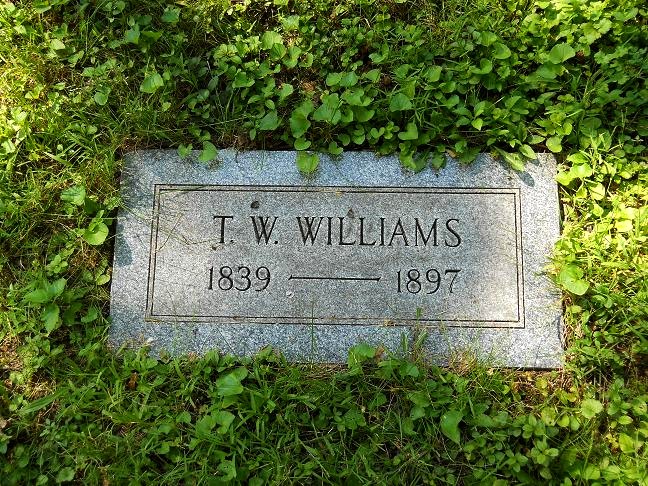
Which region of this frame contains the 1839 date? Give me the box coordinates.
[208,265,270,291]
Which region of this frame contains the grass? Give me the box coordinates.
[1,0,647,483]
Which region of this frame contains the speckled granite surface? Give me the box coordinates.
[109,150,563,368]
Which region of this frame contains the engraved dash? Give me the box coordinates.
[288,275,381,282]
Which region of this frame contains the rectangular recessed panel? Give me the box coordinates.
[145,185,524,328]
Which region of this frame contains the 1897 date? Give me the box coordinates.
[396,268,460,294]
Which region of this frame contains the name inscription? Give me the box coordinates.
[146,185,524,328]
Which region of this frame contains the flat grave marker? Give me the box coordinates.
[110,150,563,367]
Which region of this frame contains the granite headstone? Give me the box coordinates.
[110,150,563,367]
